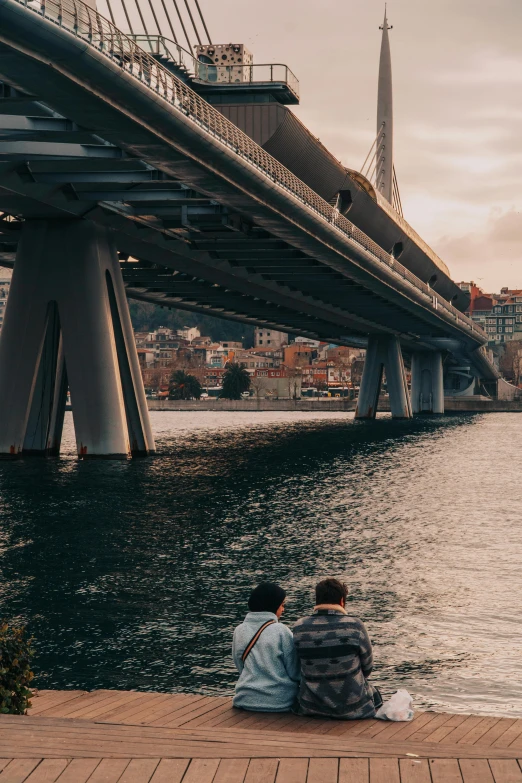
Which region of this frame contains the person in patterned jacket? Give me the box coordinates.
[292,578,382,719]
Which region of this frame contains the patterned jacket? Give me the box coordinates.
[292,605,376,719]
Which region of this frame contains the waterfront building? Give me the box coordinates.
[254,327,288,349]
[284,342,317,368]
[178,326,201,343]
[251,367,302,399]
[487,294,522,343]
[460,282,522,344]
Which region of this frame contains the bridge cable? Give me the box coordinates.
[362,133,384,181]
[159,0,179,42]
[132,0,151,36]
[392,165,403,216]
[105,0,117,26]
[194,0,212,43]
[172,0,192,49]
[360,123,384,179]
[145,0,163,35]
[368,142,385,185]
[183,0,202,46]
[119,0,135,34]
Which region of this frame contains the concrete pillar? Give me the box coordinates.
[411,351,444,414]
[355,335,412,419]
[0,220,155,458]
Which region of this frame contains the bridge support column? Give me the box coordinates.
[355,335,412,419]
[0,220,155,458]
[411,351,444,414]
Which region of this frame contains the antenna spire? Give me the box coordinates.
[376,6,394,203]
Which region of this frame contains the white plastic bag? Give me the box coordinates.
[375,689,414,721]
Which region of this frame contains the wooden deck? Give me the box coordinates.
[1,690,522,782]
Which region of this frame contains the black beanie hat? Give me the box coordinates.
[248,582,286,614]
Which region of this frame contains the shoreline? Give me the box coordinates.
[145,398,522,413]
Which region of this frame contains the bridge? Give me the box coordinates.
[0,0,499,457]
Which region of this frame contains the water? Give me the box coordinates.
[1,410,521,717]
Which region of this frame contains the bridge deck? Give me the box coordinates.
[1,691,522,781]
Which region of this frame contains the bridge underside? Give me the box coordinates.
[0,5,497,455]
[0,150,460,348]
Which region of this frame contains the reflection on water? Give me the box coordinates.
[1,410,522,716]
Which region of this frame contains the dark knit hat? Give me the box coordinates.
[248,582,286,614]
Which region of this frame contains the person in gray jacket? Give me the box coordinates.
[293,578,382,719]
[232,582,300,712]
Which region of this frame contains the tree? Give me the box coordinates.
[169,370,202,400]
[221,362,251,399]
[282,367,302,399]
[250,375,269,399]
[0,621,34,714]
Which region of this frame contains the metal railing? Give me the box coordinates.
[128,34,196,75]
[15,0,484,341]
[128,35,300,99]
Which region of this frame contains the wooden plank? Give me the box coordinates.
[148,697,217,728]
[493,724,522,749]
[101,695,189,725]
[0,759,12,771]
[213,759,250,783]
[119,696,206,727]
[382,713,444,743]
[66,693,146,721]
[273,758,308,783]
[84,759,131,783]
[0,760,42,783]
[459,759,495,783]
[197,708,239,728]
[161,698,231,728]
[424,715,470,745]
[23,760,69,782]
[173,699,232,727]
[218,712,288,733]
[488,760,522,783]
[182,759,221,783]
[477,721,518,749]
[28,692,87,716]
[93,694,169,723]
[443,718,488,745]
[506,732,522,750]
[6,716,522,761]
[458,718,502,746]
[39,691,127,719]
[148,759,190,783]
[322,718,368,737]
[275,717,319,734]
[117,759,160,782]
[429,759,464,783]
[407,713,458,743]
[306,758,338,783]
[399,758,431,783]
[244,759,279,783]
[54,759,100,782]
[338,758,369,783]
[200,711,253,730]
[369,758,400,783]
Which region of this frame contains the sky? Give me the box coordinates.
[102,0,522,293]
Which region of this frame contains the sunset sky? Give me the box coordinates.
[102,0,522,293]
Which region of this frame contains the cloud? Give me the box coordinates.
[433,53,522,86]
[435,210,522,290]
